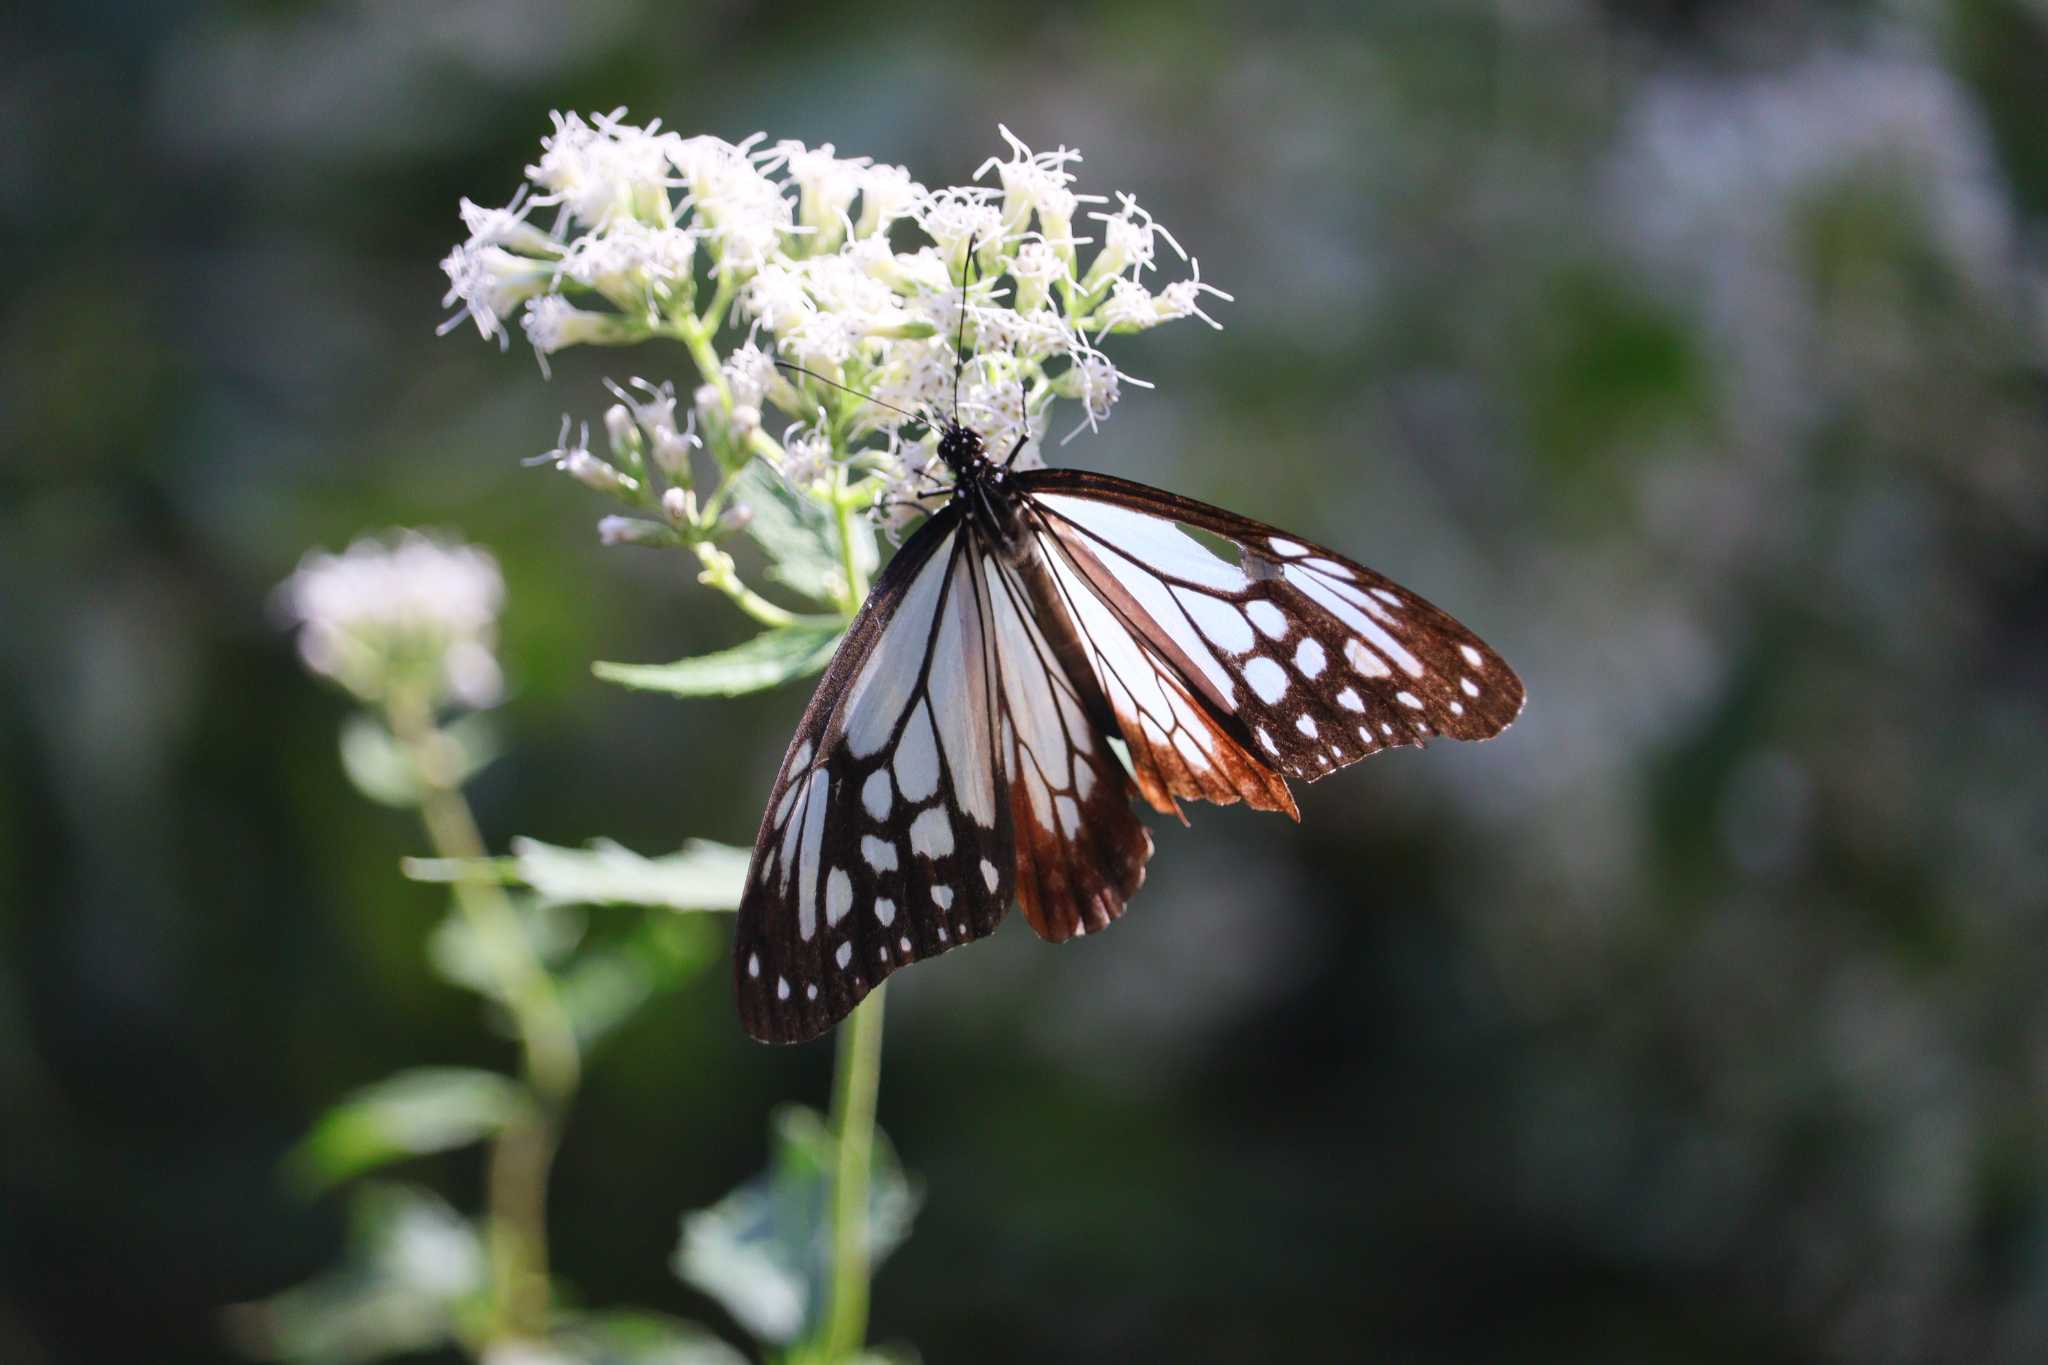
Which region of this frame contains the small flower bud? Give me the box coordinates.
[719,501,755,534]
[597,515,672,546]
[604,404,641,460]
[661,486,695,525]
[564,449,638,496]
[651,426,695,479]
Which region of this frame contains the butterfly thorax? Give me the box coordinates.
[935,423,988,479]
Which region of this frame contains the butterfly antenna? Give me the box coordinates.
[772,360,924,424]
[951,234,976,429]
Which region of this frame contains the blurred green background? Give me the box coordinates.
[6,1,2048,1361]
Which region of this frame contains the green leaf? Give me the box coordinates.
[424,899,586,1000]
[404,839,749,914]
[509,837,751,912]
[545,1310,750,1365]
[227,1184,485,1364]
[593,621,843,698]
[337,715,418,808]
[288,1068,531,1191]
[557,914,720,1049]
[673,1106,919,1346]
[337,713,499,809]
[733,461,876,605]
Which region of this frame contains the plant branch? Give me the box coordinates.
[819,987,886,1360]
[692,543,798,628]
[385,691,580,1343]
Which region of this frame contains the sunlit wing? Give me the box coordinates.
[1018,468,1524,814]
[734,504,1016,1044]
[975,546,1152,943]
[736,464,1523,1044]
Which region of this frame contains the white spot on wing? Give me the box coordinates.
[747,953,760,979]
[773,779,801,831]
[1244,656,1289,704]
[1175,589,1255,654]
[1245,599,1288,639]
[776,977,790,1001]
[835,942,852,969]
[1293,637,1327,678]
[928,577,998,827]
[1303,557,1353,579]
[1038,495,1250,590]
[1397,690,1423,709]
[1461,677,1480,698]
[861,768,892,821]
[1286,566,1423,677]
[1343,637,1391,678]
[860,835,898,872]
[1336,687,1364,712]
[1055,794,1081,838]
[981,858,999,892]
[874,897,896,926]
[826,868,853,927]
[893,703,941,802]
[932,885,954,908]
[843,536,955,757]
[1267,537,1307,557]
[795,769,827,928]
[1460,643,1483,667]
[1257,726,1277,754]
[909,806,955,858]
[1296,713,1318,738]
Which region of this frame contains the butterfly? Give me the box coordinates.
[731,412,1527,1043]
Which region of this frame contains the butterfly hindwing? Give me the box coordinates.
[1019,468,1525,797]
[975,545,1152,943]
[735,505,1015,1044]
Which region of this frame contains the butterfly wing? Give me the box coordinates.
[974,537,1153,944]
[734,504,1016,1044]
[1016,468,1524,812]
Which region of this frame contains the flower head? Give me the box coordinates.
[446,119,1225,527]
[279,532,506,710]
[527,108,679,230]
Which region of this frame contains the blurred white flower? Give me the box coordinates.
[280,531,505,710]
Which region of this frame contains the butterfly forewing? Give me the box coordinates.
[1019,468,1525,786]
[735,506,1015,1044]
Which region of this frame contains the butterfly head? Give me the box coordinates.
[935,422,987,479]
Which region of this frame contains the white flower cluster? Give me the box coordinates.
[280,531,506,710]
[442,115,1228,529]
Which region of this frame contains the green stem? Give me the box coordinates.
[831,482,869,616]
[820,987,886,1361]
[385,692,580,1344]
[692,543,798,628]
